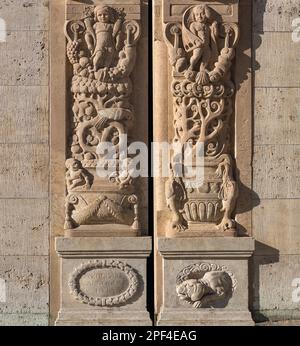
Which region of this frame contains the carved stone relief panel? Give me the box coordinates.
[157,237,254,325]
[64,1,142,236]
[176,262,236,308]
[69,260,139,306]
[163,0,240,237]
[55,237,152,326]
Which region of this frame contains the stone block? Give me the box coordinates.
[0,144,49,198]
[157,237,255,326]
[0,86,48,144]
[254,88,300,145]
[253,144,300,199]
[0,199,49,256]
[253,199,300,255]
[0,0,49,31]
[0,31,48,86]
[251,254,300,320]
[254,33,300,87]
[55,237,152,326]
[0,256,49,314]
[253,0,300,32]
[0,313,48,326]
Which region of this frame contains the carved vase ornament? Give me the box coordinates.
[64,4,141,235]
[163,2,240,236]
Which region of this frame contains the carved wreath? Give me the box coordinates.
[69,260,139,306]
[176,262,237,308]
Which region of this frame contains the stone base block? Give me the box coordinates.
[56,310,151,326]
[65,224,141,238]
[157,237,255,326]
[158,309,253,326]
[55,237,152,326]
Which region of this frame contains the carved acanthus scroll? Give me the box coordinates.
[163,1,240,236]
[64,4,141,234]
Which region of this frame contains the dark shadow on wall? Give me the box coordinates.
[75,0,94,4]
[238,0,281,323]
[250,0,281,323]
[234,0,267,92]
[249,241,280,323]
[232,0,263,229]
[252,0,268,34]
[142,0,154,324]
[252,0,267,100]
[232,0,264,238]
[235,168,261,237]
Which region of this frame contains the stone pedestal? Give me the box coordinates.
[55,237,152,326]
[157,237,255,326]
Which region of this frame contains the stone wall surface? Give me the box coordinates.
[0,0,299,325]
[252,0,300,321]
[0,0,49,326]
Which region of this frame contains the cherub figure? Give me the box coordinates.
[91,5,123,71]
[176,271,233,308]
[182,5,218,85]
[66,158,91,191]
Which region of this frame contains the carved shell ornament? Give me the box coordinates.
[176,262,237,308]
[69,260,139,307]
